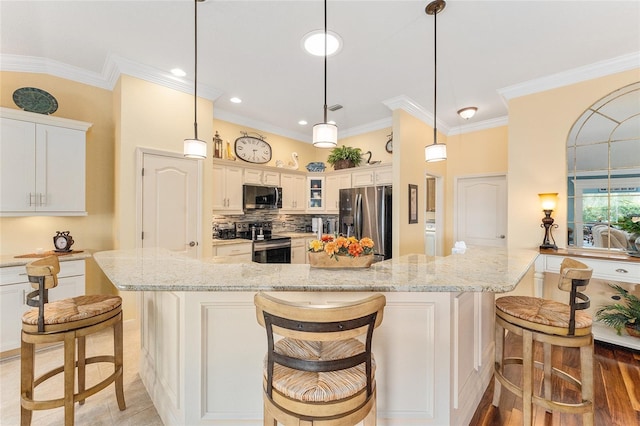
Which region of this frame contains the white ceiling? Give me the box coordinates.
[1,0,639,143]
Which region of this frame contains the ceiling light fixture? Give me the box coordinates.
[183,0,207,159]
[298,120,308,125]
[312,0,338,148]
[230,97,242,104]
[424,0,447,162]
[171,68,186,77]
[457,106,477,120]
[302,30,342,57]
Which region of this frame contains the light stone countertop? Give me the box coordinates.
[0,251,92,268]
[93,246,538,293]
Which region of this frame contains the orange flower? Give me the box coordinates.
[347,236,358,245]
[321,234,334,242]
[324,241,338,256]
[335,236,349,248]
[348,243,364,257]
[360,237,374,248]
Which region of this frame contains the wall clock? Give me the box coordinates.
[385,133,393,153]
[234,133,272,164]
[53,231,74,252]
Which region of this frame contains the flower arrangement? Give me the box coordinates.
[308,235,375,260]
[615,215,640,235]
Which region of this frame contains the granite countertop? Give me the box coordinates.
[0,250,92,268]
[93,246,538,293]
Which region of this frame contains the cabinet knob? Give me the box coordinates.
[188,241,197,247]
[615,268,629,274]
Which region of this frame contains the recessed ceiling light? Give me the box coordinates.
[302,30,343,56]
[328,120,336,125]
[298,120,308,125]
[230,97,242,104]
[171,68,186,77]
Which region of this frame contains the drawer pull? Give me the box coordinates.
[615,268,629,274]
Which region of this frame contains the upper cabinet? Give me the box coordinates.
[280,173,306,212]
[325,172,351,213]
[212,163,244,214]
[351,165,392,187]
[0,108,91,216]
[307,177,324,211]
[243,167,280,186]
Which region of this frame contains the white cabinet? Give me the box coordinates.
[0,259,85,353]
[291,238,308,264]
[325,173,351,213]
[213,242,253,262]
[280,173,306,212]
[212,164,244,213]
[0,108,91,216]
[351,165,392,187]
[307,177,325,211]
[243,168,280,186]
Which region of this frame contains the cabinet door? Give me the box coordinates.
[281,174,305,211]
[225,166,244,212]
[352,170,375,187]
[263,171,280,186]
[36,124,86,213]
[0,282,28,352]
[307,177,325,211]
[0,118,37,212]
[212,164,227,210]
[326,174,351,213]
[243,168,262,185]
[374,166,392,185]
[291,238,307,264]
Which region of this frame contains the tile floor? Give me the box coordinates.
[0,320,163,425]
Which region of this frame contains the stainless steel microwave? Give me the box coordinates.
[243,185,282,210]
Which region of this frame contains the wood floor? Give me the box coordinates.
[470,336,640,426]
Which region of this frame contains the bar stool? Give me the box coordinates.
[20,256,126,426]
[492,257,594,425]
[254,292,386,426]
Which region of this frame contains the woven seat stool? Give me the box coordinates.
[492,257,594,425]
[20,256,126,426]
[254,292,386,426]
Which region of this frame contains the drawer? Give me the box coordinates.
[216,243,253,257]
[0,259,85,286]
[291,238,306,248]
[544,255,640,283]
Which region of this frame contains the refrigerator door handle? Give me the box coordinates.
[355,193,362,239]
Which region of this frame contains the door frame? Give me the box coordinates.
[453,172,507,245]
[425,171,445,256]
[135,147,203,256]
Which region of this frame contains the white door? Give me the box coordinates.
[456,175,507,247]
[142,153,200,257]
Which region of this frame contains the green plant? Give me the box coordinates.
[615,215,640,234]
[326,146,362,167]
[595,283,640,335]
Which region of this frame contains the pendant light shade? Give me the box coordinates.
[424,0,446,162]
[312,122,338,148]
[312,0,337,148]
[184,0,206,159]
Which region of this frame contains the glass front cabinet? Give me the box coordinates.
[307,177,324,211]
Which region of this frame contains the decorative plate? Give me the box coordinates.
[306,162,326,172]
[13,87,58,115]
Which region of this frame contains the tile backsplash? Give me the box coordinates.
[213,213,338,237]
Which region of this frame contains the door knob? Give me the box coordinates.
[498,235,506,239]
[189,241,197,247]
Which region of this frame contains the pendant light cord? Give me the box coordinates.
[193,0,199,140]
[432,6,437,144]
[323,0,328,124]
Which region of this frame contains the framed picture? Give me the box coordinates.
[408,184,418,224]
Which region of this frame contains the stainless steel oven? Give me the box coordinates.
[253,237,291,264]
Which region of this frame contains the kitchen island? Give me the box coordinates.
[94,247,538,426]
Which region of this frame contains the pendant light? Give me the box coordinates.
[424,0,446,162]
[184,0,207,159]
[312,0,338,148]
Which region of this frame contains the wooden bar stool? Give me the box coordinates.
[20,256,126,426]
[254,292,386,426]
[492,257,594,425]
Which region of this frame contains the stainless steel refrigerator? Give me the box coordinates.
[339,186,392,261]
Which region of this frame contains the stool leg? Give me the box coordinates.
[543,342,552,411]
[263,402,277,426]
[64,333,76,426]
[581,336,594,426]
[491,319,504,407]
[114,314,126,411]
[21,335,34,426]
[77,336,86,405]
[522,329,534,426]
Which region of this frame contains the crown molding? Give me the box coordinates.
[1,53,223,102]
[448,116,509,136]
[498,52,640,101]
[382,95,451,135]
[213,109,312,143]
[338,117,392,139]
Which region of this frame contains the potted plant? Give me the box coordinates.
[327,146,362,170]
[595,283,640,337]
[308,235,375,268]
[615,214,640,251]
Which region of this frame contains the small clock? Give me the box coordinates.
[53,231,74,252]
[234,134,272,164]
[385,133,393,153]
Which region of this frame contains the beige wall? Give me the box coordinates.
[0,72,117,297]
[338,127,393,167]
[507,68,640,250]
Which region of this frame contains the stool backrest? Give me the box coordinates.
[25,255,61,332]
[557,257,593,335]
[254,292,386,399]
